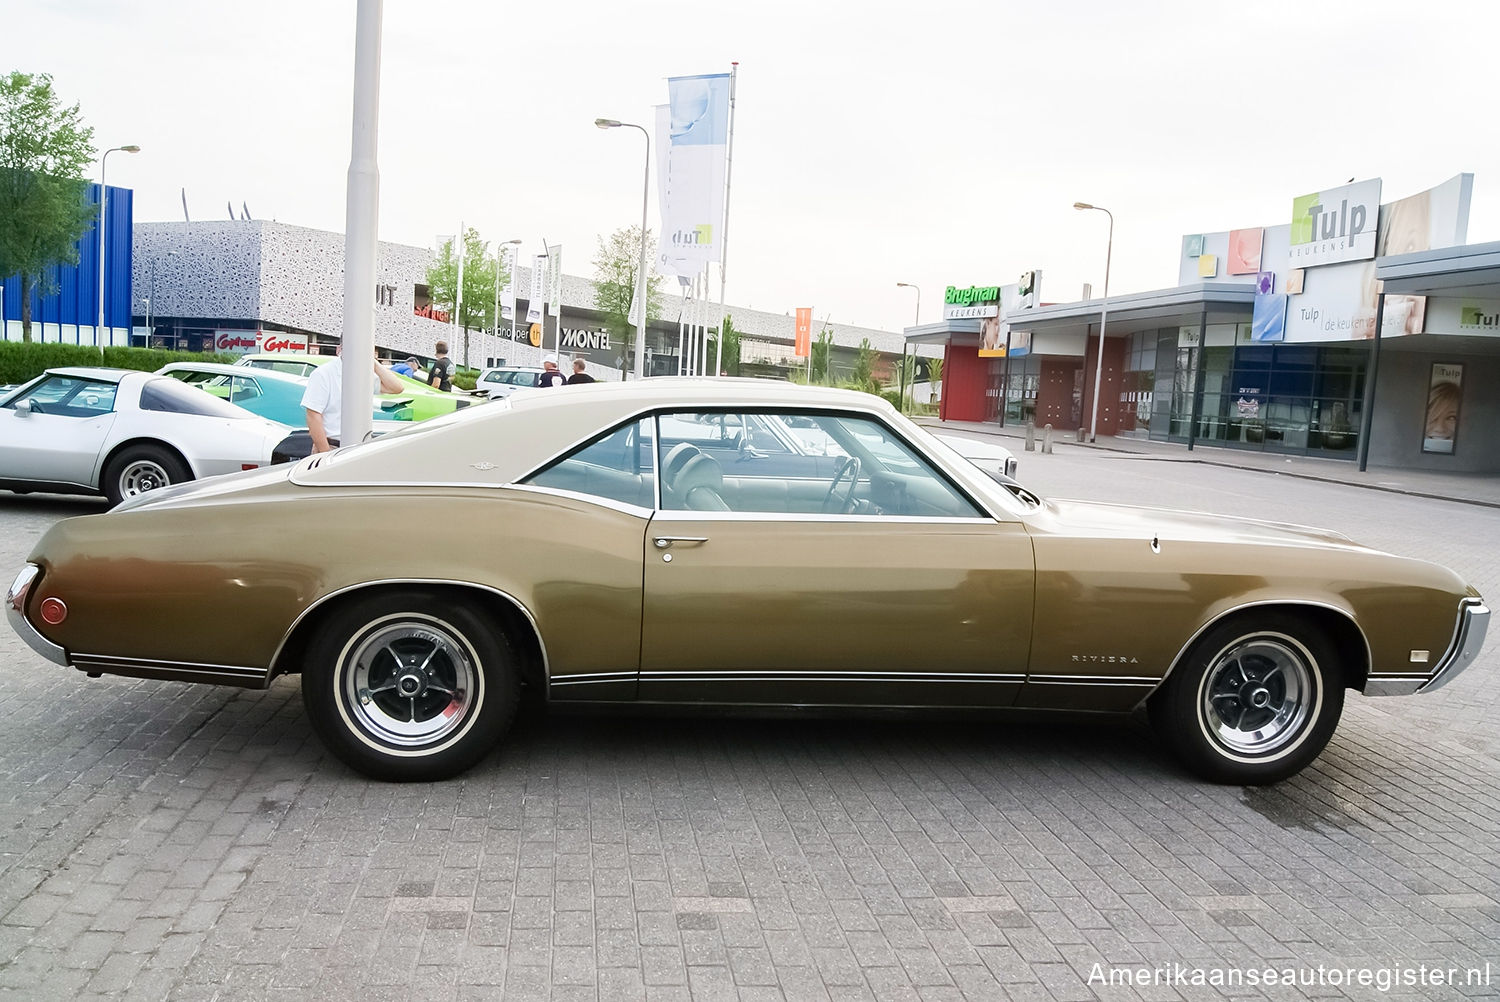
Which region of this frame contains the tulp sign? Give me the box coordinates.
[1288,178,1381,268]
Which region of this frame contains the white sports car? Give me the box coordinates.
[0,367,292,506]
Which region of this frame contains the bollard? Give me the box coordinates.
[1024,419,1036,452]
[1042,423,1053,454]
[1077,427,1086,443]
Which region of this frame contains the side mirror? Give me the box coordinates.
[14,399,33,417]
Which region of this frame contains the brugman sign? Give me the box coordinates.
[1288,178,1381,268]
[943,284,1001,320]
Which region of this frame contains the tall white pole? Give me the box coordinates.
[339,0,383,449]
[634,129,650,379]
[714,62,738,377]
[1078,205,1114,443]
[492,248,500,369]
[96,145,139,355]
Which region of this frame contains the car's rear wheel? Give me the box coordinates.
[1150,613,1344,785]
[103,445,191,506]
[301,592,518,781]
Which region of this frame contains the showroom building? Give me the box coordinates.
[127,220,922,383]
[914,173,1500,473]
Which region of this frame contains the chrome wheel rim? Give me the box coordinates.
[1200,636,1313,756]
[341,620,478,747]
[120,460,171,497]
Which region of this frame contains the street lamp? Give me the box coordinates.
[98,144,141,356]
[146,249,180,341]
[494,237,522,363]
[896,282,921,413]
[595,117,650,380]
[1074,201,1114,443]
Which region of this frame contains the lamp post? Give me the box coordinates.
[1074,202,1114,443]
[97,144,141,356]
[595,118,650,380]
[896,282,921,413]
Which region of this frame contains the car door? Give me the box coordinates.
[0,375,119,488]
[639,409,1035,708]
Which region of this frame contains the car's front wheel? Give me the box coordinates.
[1150,613,1344,784]
[302,592,519,781]
[103,444,191,506]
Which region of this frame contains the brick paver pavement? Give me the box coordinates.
[1,454,1497,1001]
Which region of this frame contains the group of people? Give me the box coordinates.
[300,339,599,454]
[540,354,594,387]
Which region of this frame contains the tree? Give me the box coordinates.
[426,226,503,366]
[851,336,880,394]
[592,225,664,378]
[811,328,833,384]
[710,313,741,376]
[0,72,97,342]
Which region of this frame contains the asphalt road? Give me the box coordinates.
[1,452,1496,1001]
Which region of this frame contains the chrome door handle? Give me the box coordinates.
[653,536,708,549]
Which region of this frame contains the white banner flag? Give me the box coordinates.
[656,73,730,278]
[500,246,516,322]
[547,244,564,310]
[526,254,546,325]
[627,287,641,330]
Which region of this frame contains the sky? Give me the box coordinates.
[12,0,1500,333]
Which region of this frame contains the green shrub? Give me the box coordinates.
[0,342,237,386]
[453,373,477,391]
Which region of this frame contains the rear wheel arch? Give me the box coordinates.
[271,581,548,703]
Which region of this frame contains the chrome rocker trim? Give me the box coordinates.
[70,653,272,689]
[6,564,67,666]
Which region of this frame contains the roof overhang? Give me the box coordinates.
[1376,241,1500,297]
[905,284,1255,343]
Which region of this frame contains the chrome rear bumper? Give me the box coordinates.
[6,564,67,666]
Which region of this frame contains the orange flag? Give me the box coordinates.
[794,307,812,357]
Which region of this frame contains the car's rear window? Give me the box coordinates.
[139,377,253,418]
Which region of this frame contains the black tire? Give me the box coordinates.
[301,591,519,781]
[103,444,191,506]
[1150,613,1344,785]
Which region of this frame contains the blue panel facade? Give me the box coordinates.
[2,182,133,337]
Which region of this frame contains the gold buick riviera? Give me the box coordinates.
[6,380,1489,784]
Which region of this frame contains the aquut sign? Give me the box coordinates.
[1288,178,1381,268]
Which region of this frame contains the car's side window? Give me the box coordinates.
[7,376,118,417]
[658,410,983,518]
[521,418,656,509]
[230,376,262,402]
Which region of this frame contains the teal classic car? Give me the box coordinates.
[156,363,414,425]
[232,353,476,421]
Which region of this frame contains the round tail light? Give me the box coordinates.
[40,597,67,625]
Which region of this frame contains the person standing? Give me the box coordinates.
[566,357,596,385]
[427,341,453,391]
[538,355,567,388]
[303,347,403,453]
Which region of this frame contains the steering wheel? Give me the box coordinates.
[822,457,862,514]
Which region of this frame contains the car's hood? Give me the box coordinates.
[1034,497,1366,551]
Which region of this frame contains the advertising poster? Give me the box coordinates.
[1422,363,1462,455]
[1251,294,1287,342]
[1228,228,1263,275]
[794,308,812,357]
[979,275,1042,357]
[500,246,516,322]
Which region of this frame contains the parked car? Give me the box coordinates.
[156,361,415,425]
[474,365,546,399]
[7,379,1487,784]
[0,367,290,505]
[233,353,476,421]
[933,433,1018,479]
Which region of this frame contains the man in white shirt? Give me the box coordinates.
[302,346,404,453]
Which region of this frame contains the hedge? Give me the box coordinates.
[0,342,237,386]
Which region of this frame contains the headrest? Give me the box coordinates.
[662,442,703,485]
[672,453,724,494]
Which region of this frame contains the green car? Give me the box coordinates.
[233,353,477,421]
